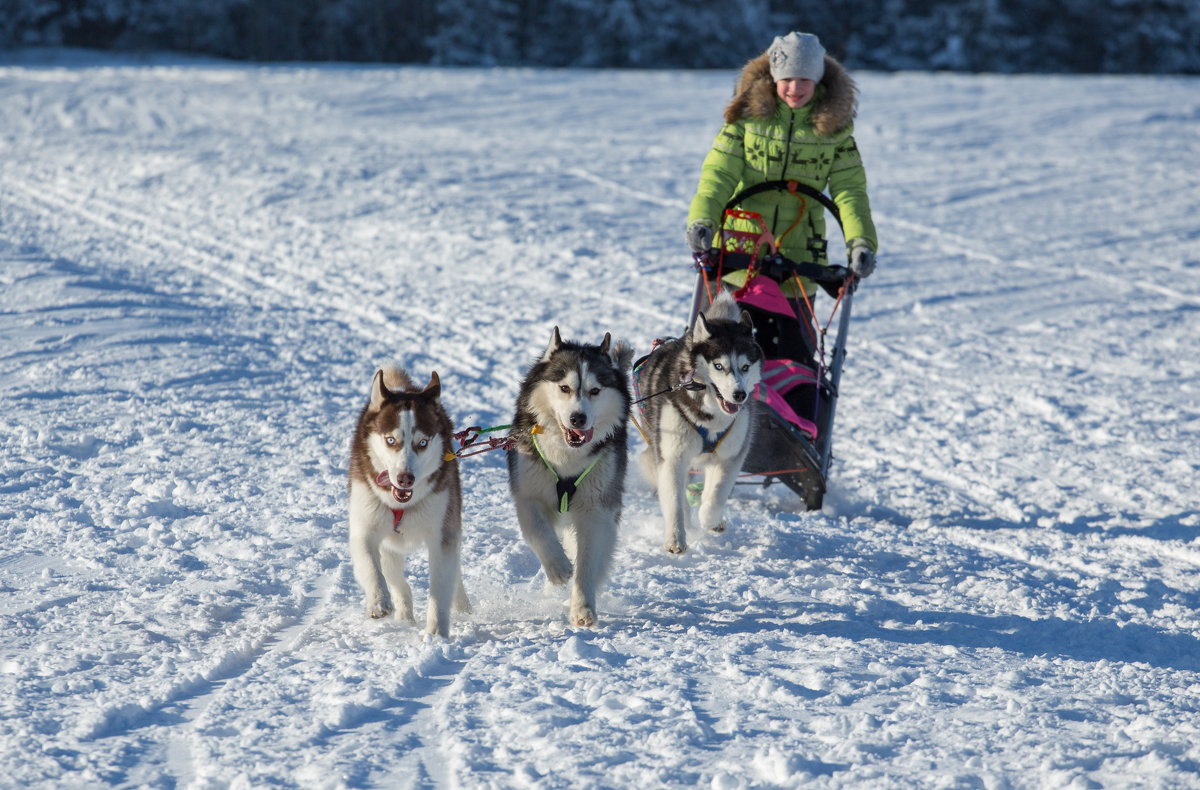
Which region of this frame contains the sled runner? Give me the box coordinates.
[687,180,859,510]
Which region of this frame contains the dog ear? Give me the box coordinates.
[541,326,563,362]
[599,332,611,355]
[691,313,712,344]
[423,370,441,400]
[740,309,754,331]
[369,369,391,411]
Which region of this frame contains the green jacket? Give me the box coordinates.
[688,52,877,283]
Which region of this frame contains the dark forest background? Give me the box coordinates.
[2,0,1198,73]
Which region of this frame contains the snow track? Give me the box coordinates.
[2,52,1199,788]
[162,570,341,787]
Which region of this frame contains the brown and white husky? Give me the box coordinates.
[347,367,470,638]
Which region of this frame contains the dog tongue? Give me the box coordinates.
[720,399,741,415]
[568,427,594,445]
[375,470,413,503]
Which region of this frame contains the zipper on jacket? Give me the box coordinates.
[771,109,795,238]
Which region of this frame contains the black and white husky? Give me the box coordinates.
[507,328,633,627]
[347,367,470,638]
[635,292,764,554]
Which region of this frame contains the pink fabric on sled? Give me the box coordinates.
[753,359,818,440]
[733,275,796,317]
[762,358,817,392]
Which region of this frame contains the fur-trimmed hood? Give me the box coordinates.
[724,51,857,135]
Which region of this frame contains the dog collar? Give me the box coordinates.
[676,406,735,455]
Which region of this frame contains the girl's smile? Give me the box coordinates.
[776,77,816,108]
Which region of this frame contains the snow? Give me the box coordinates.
[2,48,1199,788]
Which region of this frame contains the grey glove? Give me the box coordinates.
[686,220,715,254]
[848,243,876,279]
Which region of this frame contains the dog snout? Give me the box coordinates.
[568,412,588,429]
[393,471,415,489]
[732,389,747,403]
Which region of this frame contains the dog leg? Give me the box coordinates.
[656,457,691,554]
[569,512,617,627]
[698,459,740,534]
[637,448,658,492]
[425,542,459,638]
[453,573,472,614]
[349,524,392,618]
[516,498,573,585]
[379,544,414,623]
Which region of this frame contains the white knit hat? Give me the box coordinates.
[768,32,826,82]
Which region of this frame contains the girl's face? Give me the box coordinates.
[776,78,816,109]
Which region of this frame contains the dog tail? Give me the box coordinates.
[703,290,742,324]
[381,365,417,392]
[611,339,635,372]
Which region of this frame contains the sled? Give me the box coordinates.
[688,180,859,511]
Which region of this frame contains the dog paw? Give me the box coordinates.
[424,619,450,639]
[543,555,573,586]
[707,520,727,533]
[664,540,687,555]
[367,603,393,619]
[570,604,596,628]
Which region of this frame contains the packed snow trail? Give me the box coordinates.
[1,51,1198,788]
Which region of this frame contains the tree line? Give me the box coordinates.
[3,0,1197,73]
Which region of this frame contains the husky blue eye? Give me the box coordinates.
[417,438,429,449]
[385,436,396,446]
[714,363,724,371]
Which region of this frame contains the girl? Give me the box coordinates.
[687,31,878,293]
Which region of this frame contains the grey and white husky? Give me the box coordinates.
[347,367,470,638]
[636,292,764,554]
[507,328,633,627]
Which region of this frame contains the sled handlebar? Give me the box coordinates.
[723,180,843,229]
[704,250,852,285]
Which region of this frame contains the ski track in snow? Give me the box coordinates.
[1,51,1199,788]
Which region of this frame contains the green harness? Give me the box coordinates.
[531,431,603,514]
